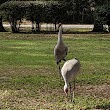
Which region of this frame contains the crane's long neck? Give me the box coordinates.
[64,80,69,94]
[58,26,64,44]
[64,78,69,89]
[64,82,69,88]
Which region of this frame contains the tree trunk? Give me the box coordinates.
[35,21,40,32]
[10,21,18,33]
[107,14,110,32]
[108,26,110,32]
[92,19,104,32]
[31,21,35,32]
[0,16,6,32]
[54,22,57,31]
[9,16,18,33]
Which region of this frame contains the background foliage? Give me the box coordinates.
[0,0,110,32]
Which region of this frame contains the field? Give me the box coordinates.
[0,32,110,110]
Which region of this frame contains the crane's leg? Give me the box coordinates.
[57,64,62,84]
[72,79,75,103]
[69,80,76,103]
[63,59,66,61]
[69,83,73,102]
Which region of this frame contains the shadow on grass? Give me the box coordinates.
[85,103,110,110]
[95,103,110,110]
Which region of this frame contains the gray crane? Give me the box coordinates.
[61,58,81,102]
[54,23,68,79]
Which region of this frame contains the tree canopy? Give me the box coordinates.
[0,0,110,32]
[0,0,8,32]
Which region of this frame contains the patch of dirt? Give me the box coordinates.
[76,84,110,99]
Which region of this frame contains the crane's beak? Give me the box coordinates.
[64,88,68,97]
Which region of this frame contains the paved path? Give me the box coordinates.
[3,24,94,29]
[62,24,94,29]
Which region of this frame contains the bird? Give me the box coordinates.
[54,23,68,65]
[54,23,68,79]
[61,58,81,102]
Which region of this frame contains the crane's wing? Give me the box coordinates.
[54,46,68,58]
[55,47,66,55]
[65,46,68,55]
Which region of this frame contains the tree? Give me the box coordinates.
[92,1,110,32]
[42,1,68,31]
[66,0,92,24]
[0,0,7,32]
[106,11,110,32]
[26,3,42,32]
[0,1,26,33]
[93,0,108,6]
[0,0,9,5]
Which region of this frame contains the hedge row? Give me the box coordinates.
[1,1,110,33]
[0,1,72,32]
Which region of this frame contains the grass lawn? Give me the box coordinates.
[0,32,110,110]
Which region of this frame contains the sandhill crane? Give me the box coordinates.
[61,58,81,102]
[54,23,68,64]
[54,23,68,78]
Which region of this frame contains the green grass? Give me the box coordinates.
[0,32,110,110]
